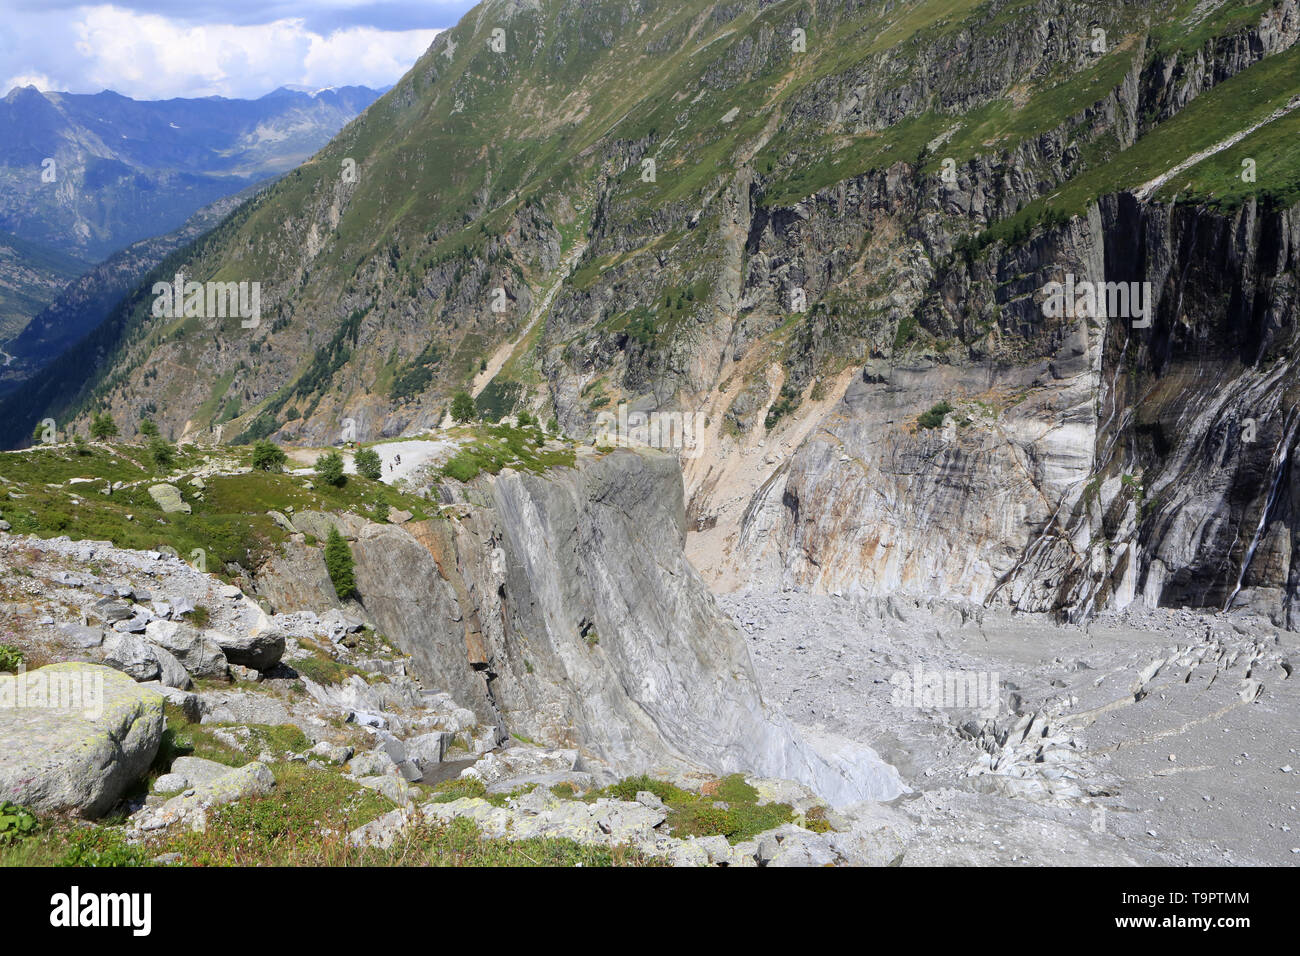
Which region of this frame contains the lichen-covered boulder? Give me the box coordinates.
[147,484,190,515]
[0,663,164,818]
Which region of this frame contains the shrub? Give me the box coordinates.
[138,419,160,438]
[353,447,382,481]
[185,605,211,628]
[917,401,953,429]
[0,645,23,673]
[251,440,287,472]
[442,452,482,483]
[451,391,477,423]
[315,451,345,487]
[148,437,174,470]
[324,526,356,600]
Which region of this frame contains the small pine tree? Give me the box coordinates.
[139,419,160,438]
[252,439,287,472]
[451,391,477,423]
[148,437,174,470]
[315,450,345,487]
[354,447,382,480]
[90,413,118,440]
[324,526,356,599]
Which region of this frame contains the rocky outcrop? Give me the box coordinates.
[133,760,275,833]
[0,663,164,818]
[721,190,1300,628]
[337,449,904,806]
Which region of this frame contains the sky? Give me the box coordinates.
[0,1,479,100]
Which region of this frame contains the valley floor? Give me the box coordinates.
[717,590,1300,865]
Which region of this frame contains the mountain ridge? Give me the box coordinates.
[5,0,1300,626]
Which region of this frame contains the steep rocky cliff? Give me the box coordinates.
[257,448,904,806]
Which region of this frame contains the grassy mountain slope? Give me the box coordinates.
[2,0,1297,451]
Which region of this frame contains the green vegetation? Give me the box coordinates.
[598,774,795,844]
[148,436,174,470]
[441,423,575,483]
[764,383,802,431]
[475,379,523,422]
[979,41,1300,249]
[314,451,345,487]
[353,447,382,480]
[251,440,287,471]
[0,803,37,845]
[389,341,443,402]
[0,645,23,673]
[450,391,477,423]
[89,413,118,440]
[290,649,364,686]
[428,777,488,804]
[917,401,954,429]
[0,440,432,575]
[324,526,357,600]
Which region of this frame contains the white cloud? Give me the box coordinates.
[1,72,56,94]
[3,4,441,100]
[302,26,442,91]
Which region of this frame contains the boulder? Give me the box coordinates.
[101,634,162,682]
[132,761,275,832]
[111,613,151,634]
[197,689,292,726]
[320,608,365,643]
[755,825,838,867]
[92,597,133,623]
[0,664,164,817]
[56,622,104,649]
[461,746,578,787]
[349,750,399,777]
[144,620,229,679]
[309,741,353,765]
[152,644,193,690]
[405,732,449,772]
[165,756,238,790]
[209,628,285,671]
[148,484,191,515]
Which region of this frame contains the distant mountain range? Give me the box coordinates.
[0,84,383,262]
[0,84,383,376]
